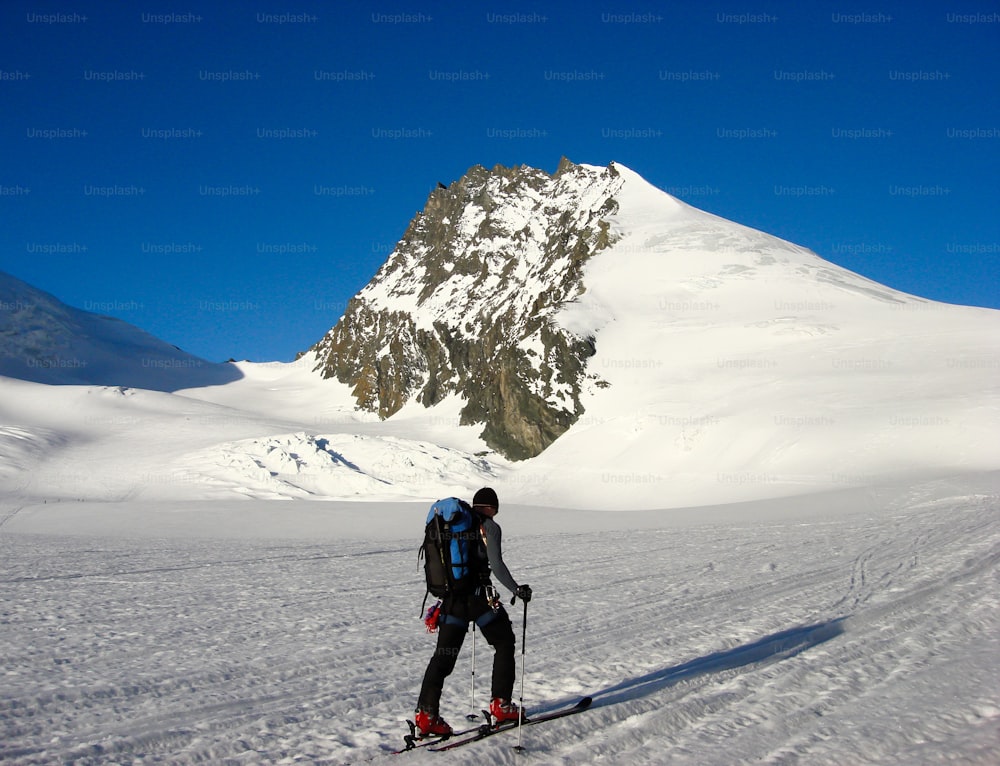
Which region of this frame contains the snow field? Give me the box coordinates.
[1,475,997,764]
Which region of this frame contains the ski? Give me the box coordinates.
[394,717,484,754]
[428,696,593,752]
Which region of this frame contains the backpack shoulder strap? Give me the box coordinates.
[477,518,489,551]
[473,514,492,581]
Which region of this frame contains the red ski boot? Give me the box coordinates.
[414,709,453,737]
[490,697,525,725]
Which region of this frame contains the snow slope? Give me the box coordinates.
[0,270,240,391]
[524,163,1000,507]
[0,362,499,505]
[1,474,997,764]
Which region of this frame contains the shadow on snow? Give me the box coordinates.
[589,619,846,710]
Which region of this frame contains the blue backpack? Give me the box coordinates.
[420,497,485,602]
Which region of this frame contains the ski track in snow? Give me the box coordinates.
[1,483,998,765]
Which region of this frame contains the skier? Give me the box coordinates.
[414,487,533,736]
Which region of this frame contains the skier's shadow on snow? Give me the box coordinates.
[588,619,846,709]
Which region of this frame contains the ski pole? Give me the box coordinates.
[514,596,528,752]
[468,624,478,720]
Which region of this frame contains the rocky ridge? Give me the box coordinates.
[310,159,622,460]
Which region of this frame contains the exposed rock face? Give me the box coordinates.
[310,159,623,460]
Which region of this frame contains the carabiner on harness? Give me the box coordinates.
[484,584,501,613]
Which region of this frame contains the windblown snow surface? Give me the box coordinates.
[0,476,1000,764]
[1,475,998,765]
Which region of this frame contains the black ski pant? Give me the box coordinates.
[417,590,515,715]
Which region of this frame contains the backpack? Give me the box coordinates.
[420,497,486,608]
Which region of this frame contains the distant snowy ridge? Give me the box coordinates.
[0,269,240,391]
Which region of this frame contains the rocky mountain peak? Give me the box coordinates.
[310,160,623,460]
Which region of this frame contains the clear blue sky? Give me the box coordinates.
[2,1,997,362]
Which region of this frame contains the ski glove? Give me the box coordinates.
[514,584,532,603]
